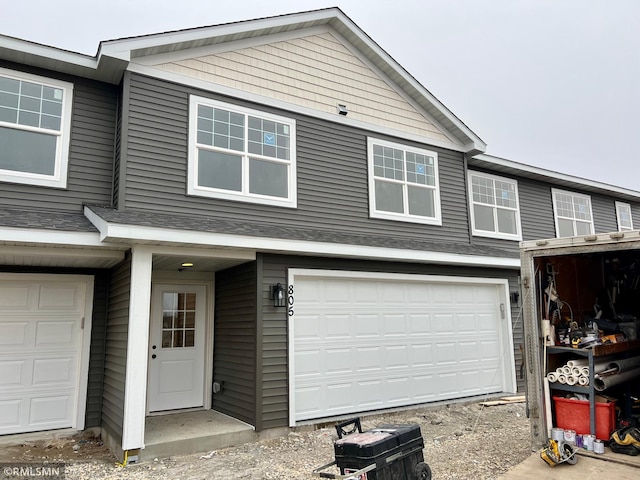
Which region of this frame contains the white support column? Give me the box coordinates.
[121,246,153,450]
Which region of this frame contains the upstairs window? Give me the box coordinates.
[552,189,594,237]
[188,96,296,207]
[615,201,634,231]
[0,68,73,188]
[368,138,441,225]
[468,171,522,240]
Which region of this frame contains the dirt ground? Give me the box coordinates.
[0,398,532,479]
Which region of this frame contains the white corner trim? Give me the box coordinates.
[121,247,153,451]
[75,276,95,431]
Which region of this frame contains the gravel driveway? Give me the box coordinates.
[4,399,531,479]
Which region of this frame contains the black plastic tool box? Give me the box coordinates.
[329,419,430,480]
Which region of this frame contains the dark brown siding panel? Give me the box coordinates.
[85,271,109,428]
[213,262,257,426]
[101,255,131,442]
[123,73,471,246]
[259,254,523,430]
[0,61,116,212]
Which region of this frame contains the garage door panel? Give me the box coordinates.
[0,286,30,309]
[32,357,76,385]
[326,315,350,338]
[35,320,77,346]
[0,361,24,386]
[0,322,28,346]
[291,273,510,423]
[29,394,73,425]
[37,285,81,310]
[0,399,21,428]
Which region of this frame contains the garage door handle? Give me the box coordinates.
[152,354,156,359]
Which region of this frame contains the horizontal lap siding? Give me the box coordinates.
[214,262,257,426]
[123,73,470,246]
[101,255,131,442]
[0,62,116,212]
[591,194,618,233]
[259,253,523,430]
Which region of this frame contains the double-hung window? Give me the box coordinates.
[552,189,594,237]
[0,68,73,188]
[468,171,522,240]
[188,96,296,207]
[368,138,441,225]
[615,201,634,231]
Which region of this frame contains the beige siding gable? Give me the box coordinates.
[153,32,450,143]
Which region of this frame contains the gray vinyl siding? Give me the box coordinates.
[591,194,618,233]
[85,271,109,427]
[632,202,640,230]
[259,253,523,430]
[122,73,470,246]
[213,262,257,426]
[101,254,131,442]
[0,61,116,212]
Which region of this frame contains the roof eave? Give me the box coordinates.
[472,153,640,200]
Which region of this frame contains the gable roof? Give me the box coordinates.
[0,7,485,154]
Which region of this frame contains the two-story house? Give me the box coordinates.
[1,8,638,461]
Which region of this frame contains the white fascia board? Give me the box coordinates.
[99,9,341,59]
[0,225,110,247]
[329,14,485,151]
[475,154,640,199]
[126,63,469,154]
[0,35,97,68]
[92,219,520,269]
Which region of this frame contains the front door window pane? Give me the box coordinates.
[161,292,197,349]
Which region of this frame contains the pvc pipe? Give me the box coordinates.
[547,372,558,382]
[566,375,578,386]
[557,374,567,384]
[594,367,640,391]
[606,356,640,374]
[578,376,589,386]
[561,365,572,375]
[580,366,589,377]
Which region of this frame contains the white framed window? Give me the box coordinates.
[615,201,634,231]
[187,95,296,207]
[0,68,73,188]
[367,138,441,225]
[468,171,522,240]
[551,188,594,238]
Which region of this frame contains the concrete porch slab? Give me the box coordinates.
[143,410,257,460]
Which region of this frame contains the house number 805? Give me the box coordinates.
[288,285,294,316]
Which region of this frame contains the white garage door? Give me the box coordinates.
[0,274,93,435]
[289,270,516,424]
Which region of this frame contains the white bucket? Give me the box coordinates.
[551,428,564,441]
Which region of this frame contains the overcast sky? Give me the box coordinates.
[2,1,639,190]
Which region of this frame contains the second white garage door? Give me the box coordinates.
[0,274,93,435]
[288,270,516,425]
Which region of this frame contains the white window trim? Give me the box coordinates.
[467,171,522,241]
[0,67,73,189]
[551,188,595,238]
[367,137,442,225]
[187,95,297,208]
[615,201,634,231]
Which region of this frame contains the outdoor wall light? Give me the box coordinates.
[272,283,286,308]
[337,104,348,116]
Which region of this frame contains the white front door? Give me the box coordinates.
[148,284,206,412]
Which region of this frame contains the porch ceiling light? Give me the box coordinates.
[272,283,286,308]
[181,262,194,267]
